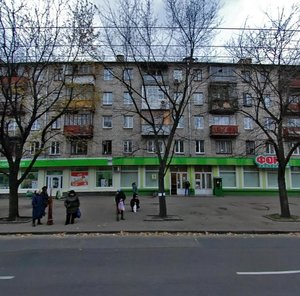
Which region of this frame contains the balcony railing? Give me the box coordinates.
[285,103,300,114]
[141,124,171,136]
[63,124,93,138]
[283,127,300,139]
[65,74,96,85]
[209,99,238,114]
[67,99,95,111]
[210,125,239,137]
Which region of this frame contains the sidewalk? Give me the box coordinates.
[1,195,300,235]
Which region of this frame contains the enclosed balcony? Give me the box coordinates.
[285,103,300,114]
[63,124,93,138]
[65,74,96,85]
[210,125,239,138]
[283,127,300,139]
[0,102,25,115]
[67,99,95,111]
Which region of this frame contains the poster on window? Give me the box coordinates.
[71,171,88,187]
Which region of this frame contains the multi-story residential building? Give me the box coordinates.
[1,59,300,197]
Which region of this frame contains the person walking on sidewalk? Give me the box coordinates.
[64,190,80,225]
[40,186,49,216]
[184,180,190,196]
[32,191,44,226]
[115,189,126,221]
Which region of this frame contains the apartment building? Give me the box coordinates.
[1,59,300,197]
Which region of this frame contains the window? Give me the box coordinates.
[193,92,204,105]
[267,170,278,188]
[123,140,133,153]
[21,170,38,189]
[195,140,205,154]
[263,94,271,107]
[65,113,92,125]
[8,119,17,131]
[291,167,300,188]
[212,116,235,125]
[49,141,60,155]
[96,168,113,187]
[287,118,300,127]
[123,92,133,105]
[244,116,253,130]
[246,141,255,155]
[103,92,113,105]
[216,140,232,154]
[123,68,133,80]
[70,141,87,155]
[241,70,251,82]
[173,92,183,104]
[30,141,40,155]
[289,142,300,155]
[177,115,184,128]
[243,166,260,187]
[145,166,159,187]
[104,68,113,81]
[123,115,133,128]
[175,140,184,153]
[51,118,61,130]
[219,166,236,187]
[173,69,183,81]
[54,67,63,81]
[264,117,275,130]
[120,166,138,188]
[194,115,204,129]
[147,140,164,153]
[266,142,275,154]
[261,71,269,82]
[103,116,112,128]
[31,120,41,131]
[102,140,112,155]
[193,69,202,81]
[142,86,165,109]
[243,93,252,106]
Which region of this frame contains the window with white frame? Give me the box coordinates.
[287,118,300,127]
[194,115,204,129]
[49,141,60,155]
[123,91,133,105]
[123,140,133,153]
[243,166,260,187]
[8,119,17,131]
[142,86,165,109]
[264,117,275,130]
[123,68,133,80]
[145,166,159,187]
[30,141,40,154]
[219,166,236,187]
[212,116,235,125]
[147,140,164,153]
[265,142,275,154]
[216,140,232,154]
[178,116,184,128]
[266,170,278,188]
[70,141,87,155]
[174,140,184,153]
[244,116,253,130]
[193,92,204,105]
[173,69,183,81]
[193,69,202,81]
[103,92,113,105]
[195,140,205,154]
[289,142,300,155]
[263,94,271,107]
[246,140,255,155]
[65,113,92,125]
[123,115,133,128]
[103,68,113,80]
[102,140,112,155]
[31,119,41,131]
[51,117,61,130]
[243,93,252,106]
[103,116,112,128]
[173,92,183,104]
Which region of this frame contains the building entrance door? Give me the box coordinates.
[46,175,63,197]
[195,172,212,195]
[171,172,188,195]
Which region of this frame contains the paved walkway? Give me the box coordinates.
[1,195,300,235]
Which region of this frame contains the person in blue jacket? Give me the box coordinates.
[32,191,44,226]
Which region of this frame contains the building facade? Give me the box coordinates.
[1,59,300,197]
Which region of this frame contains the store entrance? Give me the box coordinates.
[171,172,188,195]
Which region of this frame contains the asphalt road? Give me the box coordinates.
[1,234,300,296]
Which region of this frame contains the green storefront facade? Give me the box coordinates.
[1,156,300,197]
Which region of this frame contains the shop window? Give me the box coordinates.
[145,166,159,188]
[120,166,138,188]
[96,168,113,187]
[0,173,9,189]
[219,166,236,187]
[21,171,38,189]
[266,170,278,188]
[291,167,300,188]
[243,166,260,187]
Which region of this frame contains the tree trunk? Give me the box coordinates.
[8,176,20,220]
[277,165,291,218]
[158,165,167,218]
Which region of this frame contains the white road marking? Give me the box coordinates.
[0,276,14,280]
[237,270,300,275]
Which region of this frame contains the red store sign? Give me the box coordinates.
[255,155,278,168]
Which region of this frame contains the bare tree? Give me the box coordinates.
[97,0,221,217]
[0,0,98,220]
[227,4,300,218]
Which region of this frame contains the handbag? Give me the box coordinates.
[118,200,125,211]
[76,208,81,218]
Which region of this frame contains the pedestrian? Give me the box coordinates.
[115,189,126,221]
[130,193,140,212]
[132,182,138,195]
[184,180,191,196]
[32,191,44,226]
[64,190,80,225]
[40,186,49,216]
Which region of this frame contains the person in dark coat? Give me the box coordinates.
[40,186,49,215]
[115,189,126,221]
[32,191,44,226]
[130,193,140,212]
[64,190,80,225]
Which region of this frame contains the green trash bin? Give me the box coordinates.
[213,177,223,196]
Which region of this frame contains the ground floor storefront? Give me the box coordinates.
[0,156,300,197]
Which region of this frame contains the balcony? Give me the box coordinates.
[142,74,168,85]
[209,99,238,114]
[0,102,25,115]
[285,103,300,114]
[67,99,95,111]
[141,124,171,136]
[210,125,239,137]
[65,74,96,85]
[283,127,300,139]
[63,124,93,138]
